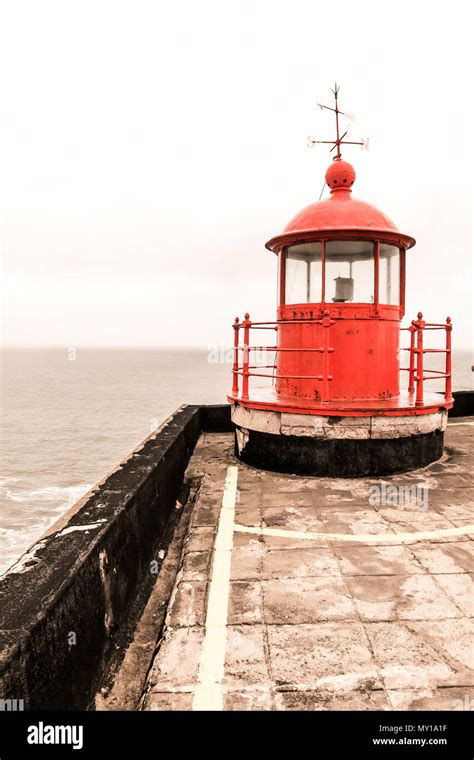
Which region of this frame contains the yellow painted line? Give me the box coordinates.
[234,523,474,545]
[192,466,239,711]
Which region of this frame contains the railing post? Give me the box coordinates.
[415,311,425,407]
[321,309,332,403]
[445,316,453,403]
[232,317,240,396]
[408,321,416,394]
[242,312,251,400]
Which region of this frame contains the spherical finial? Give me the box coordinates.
[325,158,356,192]
[244,312,250,320]
[417,311,423,320]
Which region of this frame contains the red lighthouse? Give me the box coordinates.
[228,86,453,476]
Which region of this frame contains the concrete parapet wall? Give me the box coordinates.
[451,390,474,418]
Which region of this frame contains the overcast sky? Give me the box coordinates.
[0,0,472,349]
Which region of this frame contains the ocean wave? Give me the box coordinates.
[0,483,93,574]
[0,527,25,547]
[0,475,20,487]
[0,483,93,505]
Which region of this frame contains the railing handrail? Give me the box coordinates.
[401,312,453,406]
[235,346,334,352]
[232,310,335,402]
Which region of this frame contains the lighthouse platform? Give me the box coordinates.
[1,401,472,711]
[139,421,474,711]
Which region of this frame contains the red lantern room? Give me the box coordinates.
[228,86,453,476]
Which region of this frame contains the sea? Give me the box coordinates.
[1,347,472,575]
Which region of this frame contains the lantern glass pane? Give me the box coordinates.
[379,245,400,305]
[277,250,282,304]
[285,242,323,304]
[325,240,374,303]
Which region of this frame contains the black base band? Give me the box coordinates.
[234,427,444,476]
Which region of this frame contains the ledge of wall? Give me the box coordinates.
[200,403,232,431]
[450,390,474,418]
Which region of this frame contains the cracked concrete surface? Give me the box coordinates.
[141,419,474,711]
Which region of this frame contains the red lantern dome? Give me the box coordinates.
[266,157,415,252]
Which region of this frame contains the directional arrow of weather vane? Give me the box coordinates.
[307,83,369,199]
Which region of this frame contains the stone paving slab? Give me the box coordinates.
[334,544,427,576]
[410,542,474,574]
[142,421,474,711]
[345,575,462,621]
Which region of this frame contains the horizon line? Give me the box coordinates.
[0,344,232,351]
[2,344,473,352]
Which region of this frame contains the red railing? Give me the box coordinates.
[401,313,453,406]
[231,311,335,402]
[232,310,453,408]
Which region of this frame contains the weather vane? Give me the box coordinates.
[307,83,369,160]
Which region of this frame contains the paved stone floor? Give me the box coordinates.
[142,419,474,711]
